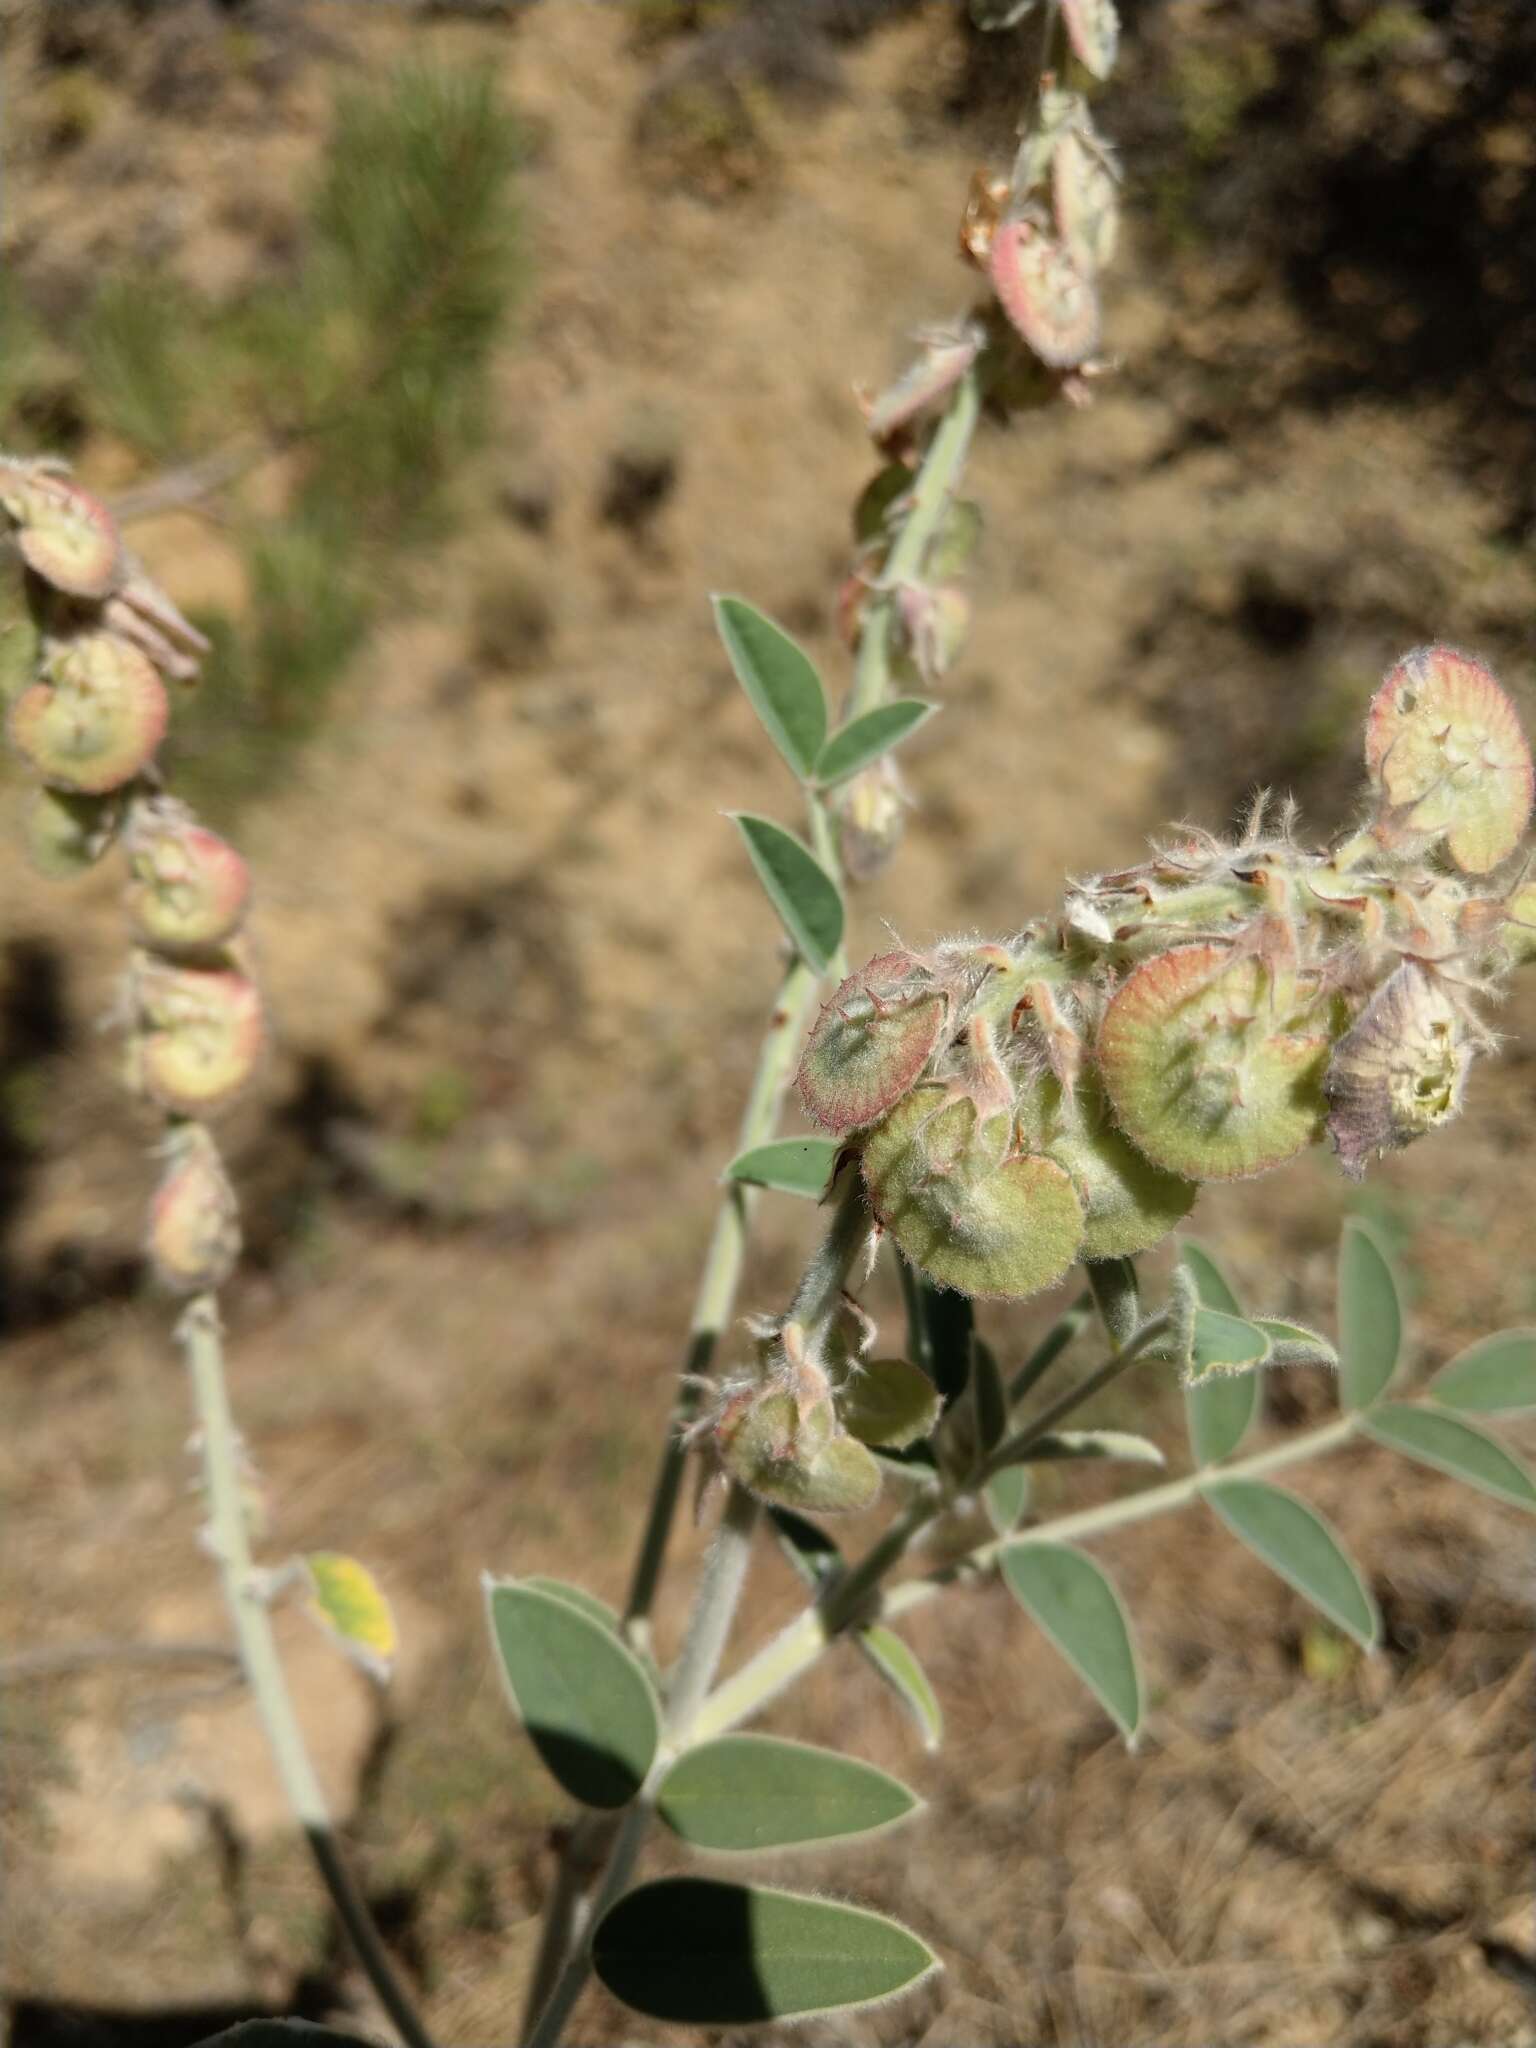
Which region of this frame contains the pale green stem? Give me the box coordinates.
[694,1412,1361,1739]
[662,1482,762,1744]
[846,368,982,723]
[522,1799,652,2048]
[622,953,820,1645]
[180,1298,435,2048]
[1008,1291,1093,1404]
[982,1310,1171,1479]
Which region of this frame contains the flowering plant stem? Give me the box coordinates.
[179,1296,434,2048]
[693,1408,1360,1748]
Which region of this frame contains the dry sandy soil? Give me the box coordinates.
[2,3,1535,2044]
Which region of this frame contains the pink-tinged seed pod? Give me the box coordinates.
[148,1125,242,1293]
[9,633,168,793]
[862,327,983,447]
[1053,128,1120,275]
[24,786,124,879]
[127,819,251,951]
[134,958,264,1115]
[1364,646,1533,875]
[797,949,948,1134]
[1324,961,1471,1179]
[989,220,1102,369]
[1061,0,1120,80]
[0,468,121,601]
[1096,943,1333,1181]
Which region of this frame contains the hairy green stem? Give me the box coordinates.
[1008,1290,1093,1404]
[522,1799,652,2048]
[663,1482,762,1743]
[696,1410,1361,1740]
[983,1311,1172,1478]
[847,369,982,724]
[622,953,820,1644]
[180,1298,434,2048]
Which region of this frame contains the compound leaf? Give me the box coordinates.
[1204,1477,1379,1648]
[1364,1404,1536,1512]
[713,595,826,781]
[1430,1329,1536,1414]
[656,1734,918,1852]
[731,813,844,976]
[1002,1540,1141,1737]
[725,1136,839,1199]
[816,699,936,788]
[1338,1218,1403,1409]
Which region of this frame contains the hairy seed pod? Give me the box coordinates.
[148,1124,242,1293]
[9,633,168,793]
[1061,0,1120,80]
[862,1086,1085,1301]
[0,467,121,600]
[715,1375,881,1515]
[798,950,948,1134]
[24,786,124,879]
[1053,127,1119,274]
[863,327,983,447]
[1096,944,1333,1181]
[990,221,1101,369]
[0,543,42,706]
[127,818,251,951]
[1324,961,1472,1180]
[1017,1063,1197,1259]
[1364,645,1533,874]
[133,958,264,1115]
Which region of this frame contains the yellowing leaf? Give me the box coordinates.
[305,1551,398,1682]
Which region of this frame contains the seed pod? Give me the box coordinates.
[836,755,908,883]
[863,327,983,447]
[0,468,121,600]
[9,633,168,793]
[147,1124,241,1293]
[862,1085,1085,1301]
[133,957,264,1115]
[715,1380,881,1515]
[1061,0,1120,79]
[24,786,123,879]
[127,817,251,951]
[1096,944,1332,1181]
[1364,645,1533,874]
[798,950,948,1134]
[1324,961,1472,1180]
[1020,1064,1197,1259]
[989,220,1101,369]
[1053,127,1120,274]
[0,543,42,706]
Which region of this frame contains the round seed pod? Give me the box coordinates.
[127,819,251,951]
[1061,0,1120,79]
[148,1125,242,1293]
[1096,944,1332,1182]
[989,221,1101,369]
[716,1383,881,1515]
[1020,1066,1197,1259]
[0,469,121,600]
[798,950,947,1134]
[1053,128,1120,275]
[134,959,264,1115]
[0,542,42,706]
[1324,961,1471,1180]
[9,633,168,793]
[24,786,124,879]
[1365,645,1533,875]
[862,1085,1085,1301]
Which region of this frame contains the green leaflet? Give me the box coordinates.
[1204,1478,1379,1648]
[1002,1540,1141,1738]
[1180,1243,1258,1466]
[1338,1218,1403,1409]
[1364,1404,1536,1512]
[592,1878,940,2024]
[713,595,827,781]
[1429,1329,1536,1414]
[858,1625,944,1750]
[731,813,844,976]
[725,1136,839,1199]
[484,1578,659,1809]
[816,699,936,787]
[655,1734,918,1852]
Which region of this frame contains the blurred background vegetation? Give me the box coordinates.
[3,3,1535,2045]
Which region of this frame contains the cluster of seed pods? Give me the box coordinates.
[834,0,1123,883]
[799,646,1536,1305]
[1,457,252,1293]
